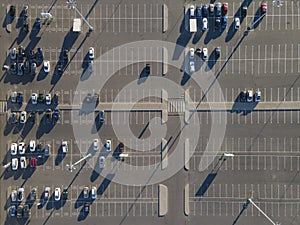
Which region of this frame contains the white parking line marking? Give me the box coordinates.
[271,44,273,74]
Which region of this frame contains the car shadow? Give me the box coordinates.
[55,145,66,166]
[225,18,238,43]
[36,68,48,81]
[97,174,115,195]
[36,115,56,139]
[231,92,258,115]
[206,50,219,71]
[74,190,85,209]
[77,206,89,221]
[192,28,204,44]
[91,112,103,134]
[21,167,34,180]
[45,193,55,210]
[20,119,34,139]
[137,67,150,84]
[16,29,28,45]
[3,119,14,136]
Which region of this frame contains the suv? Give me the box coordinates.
[36,48,44,62]
[17,205,23,218]
[31,93,38,104]
[11,91,17,103]
[247,90,253,102]
[255,90,261,102]
[54,188,61,201]
[215,2,222,17]
[83,187,89,199]
[62,141,68,153]
[18,188,24,202]
[99,110,105,123]
[20,111,27,124]
[93,139,99,151]
[30,188,37,201]
[38,93,44,103]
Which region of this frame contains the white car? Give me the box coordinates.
[18,142,25,154]
[11,143,17,155]
[202,18,208,31]
[31,93,37,104]
[99,156,105,169]
[11,190,17,202]
[54,188,61,201]
[44,187,50,200]
[29,140,36,152]
[91,186,97,199]
[11,158,18,170]
[93,139,99,151]
[62,141,68,153]
[88,47,95,60]
[189,48,194,60]
[11,91,17,103]
[105,140,111,152]
[190,5,195,17]
[189,61,195,73]
[20,111,27,124]
[20,156,27,169]
[43,60,50,73]
[83,187,89,199]
[10,48,17,60]
[235,17,240,29]
[45,93,51,105]
[202,48,208,60]
[247,90,253,102]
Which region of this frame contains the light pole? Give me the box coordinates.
[66,0,93,32]
[247,198,281,225]
[66,153,92,172]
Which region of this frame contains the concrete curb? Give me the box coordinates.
[161,138,168,170]
[161,89,168,124]
[184,184,189,216]
[158,184,168,216]
[162,4,168,33]
[184,138,189,171]
[162,47,168,75]
[184,89,190,124]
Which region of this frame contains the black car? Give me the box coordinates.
[202,4,208,18]
[33,17,41,29]
[17,92,23,105]
[57,61,64,75]
[9,5,16,18]
[215,17,221,29]
[242,5,247,17]
[29,111,36,123]
[145,64,150,74]
[11,112,18,124]
[10,63,17,75]
[63,49,69,61]
[62,189,68,200]
[23,204,30,218]
[36,47,44,62]
[240,90,247,102]
[17,205,23,218]
[46,109,52,121]
[195,48,202,57]
[23,6,28,19]
[37,143,42,152]
[28,49,35,60]
[24,60,30,74]
[53,94,59,105]
[215,47,221,58]
[23,21,29,33]
[196,5,201,18]
[84,203,90,213]
[17,46,25,60]
[38,93,44,103]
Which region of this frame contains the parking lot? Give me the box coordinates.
[1,0,300,225]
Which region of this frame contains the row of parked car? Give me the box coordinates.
[11,91,58,105]
[240,89,261,102]
[10,109,60,124]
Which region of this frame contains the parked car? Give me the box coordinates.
[45,93,51,105]
[190,5,195,17]
[242,5,247,17]
[234,17,240,30]
[44,187,50,200]
[31,93,38,104]
[105,139,111,152]
[30,140,36,152]
[195,48,202,56]
[84,203,90,213]
[222,2,228,15]
[255,90,261,102]
[247,90,253,102]
[20,111,27,124]
[11,158,18,170]
[189,61,195,73]
[91,186,97,199]
[11,91,17,103]
[202,48,208,60]
[10,63,17,75]
[34,18,41,29]
[10,205,16,217]
[17,188,24,202]
[215,17,221,29]
[20,156,27,169]
[62,189,68,200]
[261,3,267,14]
[215,47,221,58]
[44,144,50,156]
[23,204,31,218]
[17,63,23,76]
[202,4,208,18]
[54,188,61,201]
[18,142,25,154]
[43,60,50,73]
[99,156,105,169]
[30,158,37,170]
[17,45,25,60]
[11,190,17,202]
[99,110,105,123]
[215,2,222,17]
[93,139,99,151]
[11,142,17,155]
[36,47,44,62]
[24,60,30,74]
[53,109,60,120]
[62,141,68,153]
[10,48,16,60]
[38,93,44,103]
[196,5,201,18]
[189,48,194,59]
[209,4,214,15]
[202,18,208,31]
[9,5,16,18]
[11,112,18,124]
[17,205,23,218]
[31,63,36,75]
[17,92,23,105]
[30,188,37,201]
[221,16,228,29]
[88,47,94,60]
[83,187,89,199]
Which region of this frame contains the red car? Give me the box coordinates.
[30,158,37,170]
[261,3,267,13]
[222,2,228,15]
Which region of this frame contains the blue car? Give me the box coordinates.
[221,16,228,29]
[36,47,44,62]
[53,109,60,120]
[196,5,201,18]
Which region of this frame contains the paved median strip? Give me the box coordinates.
[161,138,168,170]
[184,183,189,216]
[158,184,168,216]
